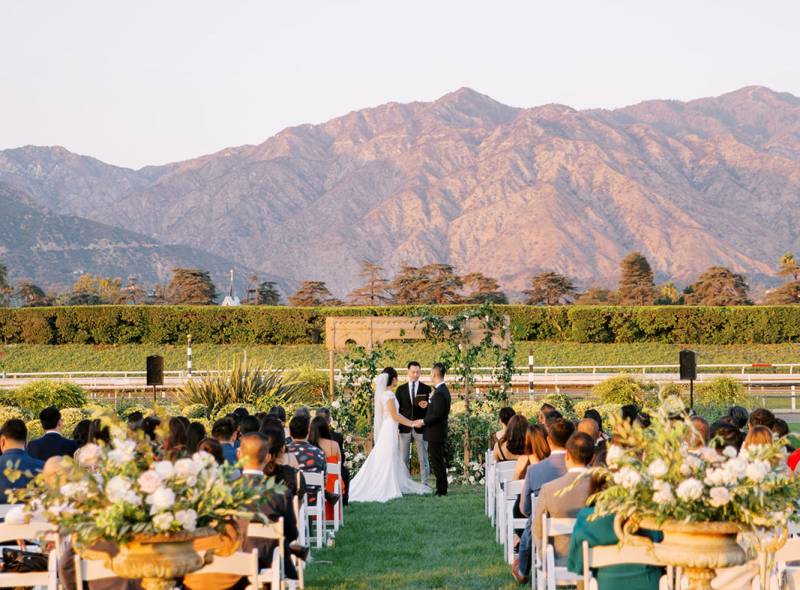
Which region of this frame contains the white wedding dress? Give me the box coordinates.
[349,374,431,503]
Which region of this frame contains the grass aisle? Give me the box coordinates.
[304,486,516,590]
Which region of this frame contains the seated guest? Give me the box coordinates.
[212,417,238,464]
[492,406,516,448]
[532,433,595,567]
[537,403,556,425]
[514,416,574,583]
[163,417,188,459]
[72,419,92,448]
[687,416,710,450]
[260,423,307,503]
[0,419,45,500]
[576,417,604,464]
[709,421,743,452]
[197,438,225,465]
[620,404,639,425]
[567,473,664,590]
[727,405,749,430]
[239,415,261,437]
[261,417,299,468]
[310,416,343,516]
[238,432,299,581]
[773,418,793,451]
[515,424,550,480]
[743,425,773,449]
[140,416,160,445]
[749,408,775,430]
[126,411,144,431]
[583,409,603,433]
[186,422,206,454]
[493,414,528,462]
[268,405,289,439]
[286,414,327,506]
[27,406,78,461]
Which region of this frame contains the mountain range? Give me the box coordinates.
[1,85,799,298]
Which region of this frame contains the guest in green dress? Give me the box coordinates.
[566,506,664,590]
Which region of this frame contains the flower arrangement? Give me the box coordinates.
[591,396,800,531]
[7,414,278,549]
[447,459,485,486]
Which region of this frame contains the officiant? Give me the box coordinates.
[395,361,431,484]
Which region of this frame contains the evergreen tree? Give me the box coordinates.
[0,261,11,306]
[389,264,463,304]
[166,268,218,305]
[256,281,281,305]
[685,266,751,305]
[14,282,51,307]
[348,260,391,305]
[462,272,507,304]
[523,272,576,305]
[289,281,341,306]
[618,251,655,305]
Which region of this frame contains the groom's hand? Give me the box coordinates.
[413,419,425,428]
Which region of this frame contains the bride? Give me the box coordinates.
[349,367,431,503]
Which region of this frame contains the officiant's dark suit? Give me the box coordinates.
[395,380,431,434]
[423,380,451,496]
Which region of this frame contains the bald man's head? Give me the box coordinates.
[577,418,600,441]
[237,432,269,470]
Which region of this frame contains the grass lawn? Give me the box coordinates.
[3,342,800,372]
[304,486,515,590]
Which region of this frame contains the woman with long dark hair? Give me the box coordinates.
[515,423,551,479]
[163,416,189,458]
[493,414,527,461]
[186,422,206,454]
[310,415,343,522]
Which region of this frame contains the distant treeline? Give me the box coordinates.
[3,305,800,345]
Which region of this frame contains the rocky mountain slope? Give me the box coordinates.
[2,85,798,295]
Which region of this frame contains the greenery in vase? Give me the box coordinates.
[7,413,279,548]
[591,396,800,530]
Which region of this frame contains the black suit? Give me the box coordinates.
[423,382,451,496]
[27,432,78,462]
[395,381,431,434]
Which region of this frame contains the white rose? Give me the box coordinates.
[704,467,726,487]
[606,445,624,466]
[722,446,738,458]
[612,466,642,489]
[60,482,89,498]
[153,512,174,531]
[75,443,103,467]
[154,461,175,480]
[652,480,675,504]
[676,478,704,501]
[680,454,703,476]
[708,486,731,507]
[699,447,723,464]
[722,457,747,484]
[108,438,137,465]
[123,490,142,506]
[146,486,176,513]
[193,451,217,469]
[663,396,685,415]
[745,460,769,483]
[331,400,341,409]
[647,459,668,478]
[174,458,201,479]
[175,509,197,531]
[137,470,163,494]
[106,476,133,503]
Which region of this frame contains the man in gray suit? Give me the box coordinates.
[532,432,594,565]
[513,416,575,584]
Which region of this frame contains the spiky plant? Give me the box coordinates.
[176,358,308,417]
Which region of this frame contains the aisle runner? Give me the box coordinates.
[304,487,517,590]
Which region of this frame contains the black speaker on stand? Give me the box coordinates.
[680,350,697,410]
[146,355,164,403]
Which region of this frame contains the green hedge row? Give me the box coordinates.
[2,305,800,345]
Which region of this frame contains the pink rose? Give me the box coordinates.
[137,470,162,494]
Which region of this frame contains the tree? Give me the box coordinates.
[779,253,800,281]
[523,272,576,305]
[0,261,11,306]
[348,260,391,305]
[256,281,281,305]
[763,282,800,305]
[575,287,618,305]
[618,251,655,305]
[71,274,125,304]
[462,272,507,304]
[685,266,751,305]
[14,282,51,307]
[165,268,218,305]
[655,281,683,305]
[119,276,145,304]
[67,292,103,305]
[389,264,463,304]
[288,281,341,306]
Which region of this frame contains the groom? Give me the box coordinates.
[395,361,431,484]
[414,362,451,496]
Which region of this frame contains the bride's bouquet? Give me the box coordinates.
[6,413,277,548]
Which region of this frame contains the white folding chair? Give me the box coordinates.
[191,548,261,590]
[538,516,580,590]
[766,536,800,590]
[0,504,22,520]
[303,471,325,548]
[504,479,527,564]
[73,552,118,589]
[582,541,675,590]
[494,461,516,542]
[246,520,285,590]
[325,462,344,532]
[485,449,495,518]
[0,521,58,590]
[291,495,306,588]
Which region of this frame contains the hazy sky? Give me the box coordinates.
[2,0,798,169]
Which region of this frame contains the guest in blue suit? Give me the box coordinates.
[27,406,79,462]
[0,419,44,501]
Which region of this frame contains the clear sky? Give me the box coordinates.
[2,0,798,169]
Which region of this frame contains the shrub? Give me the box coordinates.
[60,407,92,434]
[213,403,257,420]
[591,374,656,406]
[12,381,87,414]
[572,401,624,430]
[26,419,44,439]
[448,412,494,465]
[181,404,210,419]
[0,406,26,426]
[694,377,750,420]
[537,392,578,421]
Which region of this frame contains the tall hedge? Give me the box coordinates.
[2,305,800,345]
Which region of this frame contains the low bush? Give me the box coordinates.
[12,380,87,415]
[591,374,657,406]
